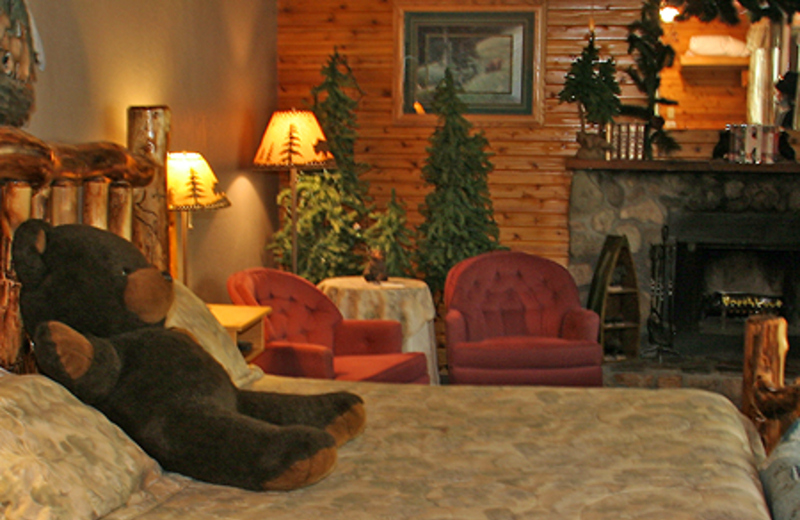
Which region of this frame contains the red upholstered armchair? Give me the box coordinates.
[227,268,429,384]
[444,251,603,386]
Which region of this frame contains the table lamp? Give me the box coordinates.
[166,152,231,283]
[253,109,336,273]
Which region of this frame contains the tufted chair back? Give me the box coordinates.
[443,250,602,386]
[445,250,582,342]
[227,268,342,349]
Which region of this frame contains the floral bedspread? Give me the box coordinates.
[104,376,771,520]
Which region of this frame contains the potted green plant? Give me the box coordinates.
[559,32,622,159]
[364,189,414,278]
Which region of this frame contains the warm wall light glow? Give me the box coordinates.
[253,109,335,169]
[660,6,680,23]
[167,152,231,211]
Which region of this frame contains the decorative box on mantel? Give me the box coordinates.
[566,158,800,361]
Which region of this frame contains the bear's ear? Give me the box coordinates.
[12,219,51,288]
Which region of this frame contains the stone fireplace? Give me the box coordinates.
[568,160,800,362]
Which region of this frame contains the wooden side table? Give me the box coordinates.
[206,304,271,362]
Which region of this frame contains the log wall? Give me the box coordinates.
[660,17,751,130]
[276,0,762,266]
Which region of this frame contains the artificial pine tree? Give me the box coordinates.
[415,69,502,301]
[623,0,680,159]
[364,189,414,278]
[311,48,370,217]
[558,32,621,159]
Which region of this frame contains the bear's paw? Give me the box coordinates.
[261,446,337,490]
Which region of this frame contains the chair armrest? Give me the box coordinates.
[445,308,467,346]
[561,308,601,342]
[333,319,403,356]
[251,341,335,379]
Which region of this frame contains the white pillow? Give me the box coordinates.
[688,35,750,57]
[0,371,160,520]
[165,281,263,387]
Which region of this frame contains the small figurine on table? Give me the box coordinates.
[363,248,388,283]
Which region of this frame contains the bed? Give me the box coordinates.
[0,125,786,520]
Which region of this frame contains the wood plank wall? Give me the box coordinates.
[660,17,751,130]
[277,0,732,266]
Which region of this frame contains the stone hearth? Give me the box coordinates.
[568,160,800,360]
[602,358,744,406]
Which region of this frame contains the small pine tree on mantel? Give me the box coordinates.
[414,69,503,303]
[558,32,622,160]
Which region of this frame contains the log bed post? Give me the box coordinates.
[51,180,79,225]
[109,182,134,240]
[128,106,171,273]
[0,181,31,371]
[82,178,110,230]
[742,314,797,453]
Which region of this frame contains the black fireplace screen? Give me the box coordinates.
[647,213,800,360]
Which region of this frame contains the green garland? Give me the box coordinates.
[672,0,799,25]
[622,0,680,159]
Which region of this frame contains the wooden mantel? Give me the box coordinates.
[565,158,800,174]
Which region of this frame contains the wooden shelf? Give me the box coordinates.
[565,158,800,174]
[607,286,638,295]
[679,54,749,87]
[587,235,641,358]
[604,321,641,330]
[679,54,749,69]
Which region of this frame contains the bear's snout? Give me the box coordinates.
[124,267,175,324]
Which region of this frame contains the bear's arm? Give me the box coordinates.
[34,321,122,404]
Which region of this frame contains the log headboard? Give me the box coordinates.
[0,121,168,372]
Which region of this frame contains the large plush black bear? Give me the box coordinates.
[11,219,365,491]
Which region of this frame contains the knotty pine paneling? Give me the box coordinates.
[278,0,725,267]
[660,17,751,130]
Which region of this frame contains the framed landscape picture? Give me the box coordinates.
[399,10,541,119]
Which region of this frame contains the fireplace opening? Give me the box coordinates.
[649,212,800,362]
[672,245,800,360]
[701,250,788,323]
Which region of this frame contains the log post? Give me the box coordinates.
[1,181,31,272]
[0,181,31,371]
[82,178,110,230]
[742,314,791,453]
[31,186,49,220]
[128,106,171,272]
[109,183,133,240]
[51,180,79,226]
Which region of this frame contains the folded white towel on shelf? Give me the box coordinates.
[687,35,750,57]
